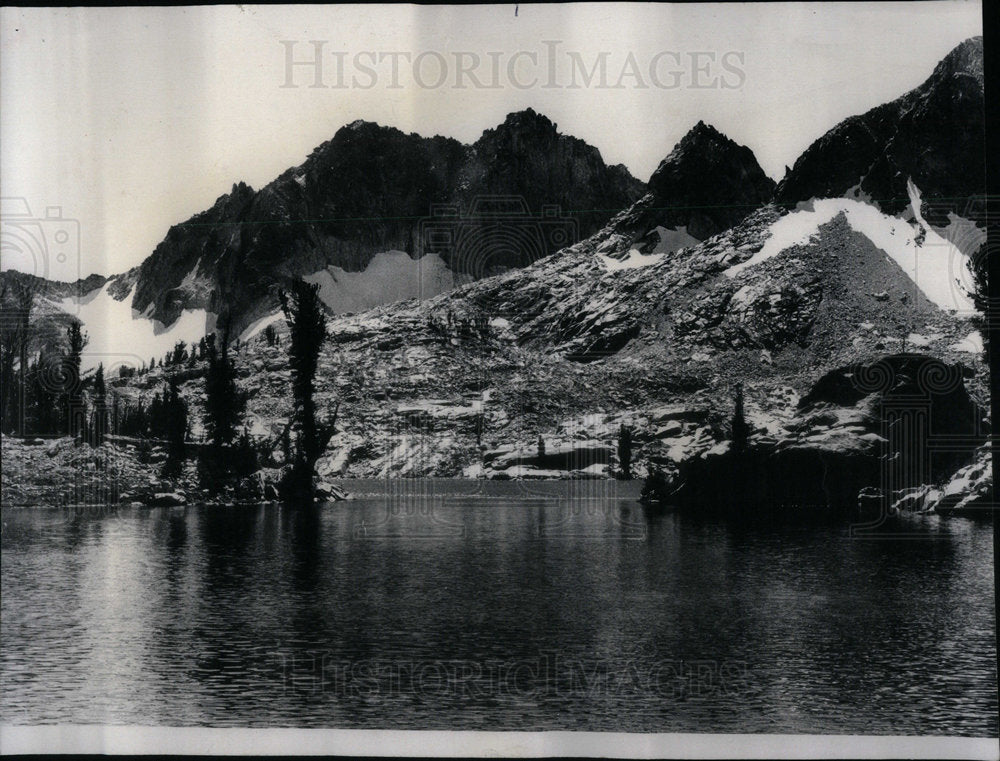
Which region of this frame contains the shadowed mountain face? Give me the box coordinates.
[645,121,777,239]
[775,36,984,225]
[557,122,777,263]
[124,109,644,334]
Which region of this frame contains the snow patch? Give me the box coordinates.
[938,212,987,257]
[305,251,470,314]
[56,284,215,371]
[724,204,843,278]
[600,249,665,272]
[905,332,943,348]
[650,225,699,255]
[724,183,976,312]
[240,311,285,342]
[950,331,983,354]
[598,226,697,272]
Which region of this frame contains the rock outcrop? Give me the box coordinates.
[670,354,989,517]
[573,122,776,262]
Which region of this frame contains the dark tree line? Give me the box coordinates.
[0,291,92,438]
[0,278,34,433]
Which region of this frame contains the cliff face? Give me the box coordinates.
[775,37,985,225]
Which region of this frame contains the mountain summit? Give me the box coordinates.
[775,36,984,223]
[116,110,645,334]
[570,122,776,260]
[646,121,777,238]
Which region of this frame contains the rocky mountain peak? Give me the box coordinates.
[774,36,984,222]
[931,35,983,85]
[495,107,558,133]
[110,110,644,334]
[474,108,565,152]
[641,123,776,240]
[678,119,724,143]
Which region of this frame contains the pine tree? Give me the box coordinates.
[263,324,278,347]
[968,240,991,363]
[203,332,245,449]
[29,353,57,434]
[172,341,187,365]
[617,424,633,480]
[162,380,188,478]
[199,331,247,492]
[731,382,750,455]
[0,277,35,434]
[91,363,108,446]
[63,321,88,438]
[278,281,333,503]
[150,391,164,438]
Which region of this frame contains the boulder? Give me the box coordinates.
[148,492,187,507]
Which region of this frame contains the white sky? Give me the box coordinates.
[0,2,983,281]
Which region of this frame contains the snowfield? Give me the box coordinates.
[725,182,979,313]
[57,284,216,371]
[305,251,471,315]
[599,225,698,272]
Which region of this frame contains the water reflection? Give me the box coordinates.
[1,494,996,734]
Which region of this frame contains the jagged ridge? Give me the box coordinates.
[125,108,645,334]
[775,36,984,224]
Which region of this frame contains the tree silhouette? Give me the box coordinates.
[90,363,108,446]
[0,277,35,433]
[162,380,188,478]
[617,423,633,479]
[203,331,244,449]
[278,281,334,503]
[200,330,247,491]
[64,321,88,438]
[731,382,750,456]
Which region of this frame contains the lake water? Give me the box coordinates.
[1,480,996,734]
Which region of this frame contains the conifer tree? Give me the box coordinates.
[91,363,108,446]
[63,321,88,438]
[162,380,188,478]
[617,424,633,480]
[731,382,750,456]
[278,281,334,503]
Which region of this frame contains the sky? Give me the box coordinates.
[0,2,983,281]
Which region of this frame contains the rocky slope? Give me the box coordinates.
[774,36,985,225]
